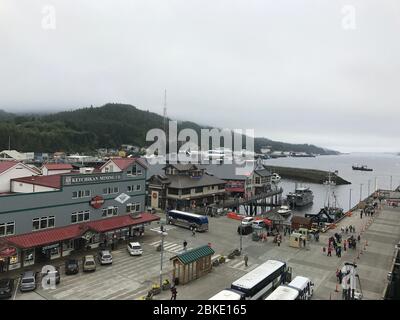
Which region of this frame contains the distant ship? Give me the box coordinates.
[287,187,314,207]
[352,164,373,171]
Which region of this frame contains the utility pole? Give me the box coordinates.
[349,189,352,212]
[390,175,393,190]
[368,180,371,197]
[375,177,378,192]
[159,222,167,288]
[239,222,243,254]
[359,184,363,202]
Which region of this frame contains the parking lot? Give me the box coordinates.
[4,204,399,300]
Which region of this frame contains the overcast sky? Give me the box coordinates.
[1,0,399,153]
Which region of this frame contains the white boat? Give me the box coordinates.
[277,205,291,217]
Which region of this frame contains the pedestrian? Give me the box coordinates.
[345,227,348,234]
[349,225,352,233]
[191,227,196,237]
[0,259,4,273]
[343,240,347,251]
[303,238,306,248]
[357,234,361,242]
[183,240,187,251]
[360,210,363,219]
[277,235,281,247]
[244,254,249,267]
[353,226,355,233]
[327,246,332,257]
[341,226,344,234]
[170,286,177,300]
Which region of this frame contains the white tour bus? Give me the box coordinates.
[166,210,209,232]
[230,260,288,300]
[288,276,314,300]
[265,285,300,300]
[208,289,245,300]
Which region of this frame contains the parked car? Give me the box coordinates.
[127,242,143,256]
[252,220,266,228]
[237,224,253,235]
[20,271,37,292]
[82,255,96,272]
[65,259,79,275]
[41,266,61,285]
[0,278,14,299]
[98,250,113,265]
[241,217,254,226]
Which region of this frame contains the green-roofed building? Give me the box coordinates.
[170,244,215,285]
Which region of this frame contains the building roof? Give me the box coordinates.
[0,161,19,174]
[43,163,73,170]
[4,213,160,249]
[163,163,200,171]
[0,150,27,161]
[170,245,215,265]
[12,175,62,189]
[254,168,273,177]
[87,213,160,233]
[291,216,312,225]
[100,157,147,171]
[164,173,226,189]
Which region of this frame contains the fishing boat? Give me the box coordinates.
[305,172,344,223]
[287,187,314,207]
[352,164,373,171]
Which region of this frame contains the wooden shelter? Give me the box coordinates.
[291,216,312,230]
[170,245,215,285]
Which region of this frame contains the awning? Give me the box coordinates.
[3,213,160,249]
[4,224,88,249]
[87,213,160,233]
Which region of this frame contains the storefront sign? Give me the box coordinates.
[90,196,105,209]
[0,247,17,258]
[82,230,96,241]
[42,244,59,251]
[63,173,123,186]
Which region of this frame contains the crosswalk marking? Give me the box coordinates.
[147,240,193,253]
[150,226,176,233]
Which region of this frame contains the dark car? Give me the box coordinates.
[65,259,79,275]
[0,278,14,299]
[41,266,61,285]
[237,224,253,235]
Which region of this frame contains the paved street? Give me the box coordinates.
[11,203,400,300]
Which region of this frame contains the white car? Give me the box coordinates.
[252,220,265,228]
[127,242,143,256]
[241,217,254,226]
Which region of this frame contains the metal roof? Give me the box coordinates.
[170,245,215,265]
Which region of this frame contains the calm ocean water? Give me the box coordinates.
[145,153,400,216]
[264,153,400,215]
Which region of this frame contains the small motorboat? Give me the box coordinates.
[277,205,291,217]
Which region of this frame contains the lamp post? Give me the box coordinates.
[159,221,167,288]
[368,180,371,197]
[359,184,363,202]
[239,222,243,254]
[390,175,393,190]
[349,189,352,212]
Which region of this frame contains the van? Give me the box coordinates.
[287,276,314,299]
[83,255,96,272]
[127,242,143,256]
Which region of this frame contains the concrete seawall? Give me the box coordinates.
[264,165,351,185]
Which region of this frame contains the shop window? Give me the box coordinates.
[23,249,35,265]
[0,222,15,237]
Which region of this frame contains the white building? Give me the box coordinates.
[0,150,34,162]
[0,161,39,193]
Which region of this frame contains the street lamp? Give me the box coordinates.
[158,221,168,288]
[359,184,363,202]
[239,222,243,254]
[368,180,371,196]
[349,189,352,212]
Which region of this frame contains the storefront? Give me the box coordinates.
[1,213,160,270]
